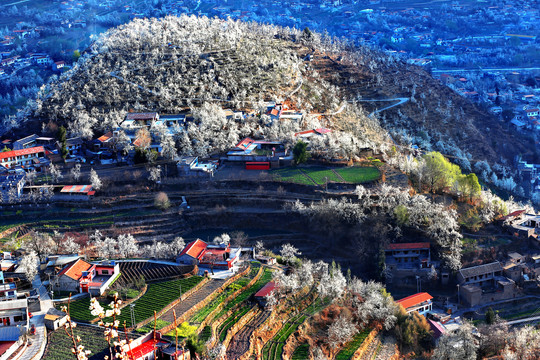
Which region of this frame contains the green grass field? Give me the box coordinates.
[335,328,372,360]
[335,167,380,183]
[272,166,379,186]
[300,167,342,185]
[271,167,315,185]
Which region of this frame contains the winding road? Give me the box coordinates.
[352,97,410,118]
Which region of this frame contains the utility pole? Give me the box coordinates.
[130,303,136,328]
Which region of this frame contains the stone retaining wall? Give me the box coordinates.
[198,265,263,334]
[238,286,312,360]
[222,307,259,349]
[351,328,379,360]
[158,265,253,335]
[133,275,210,330]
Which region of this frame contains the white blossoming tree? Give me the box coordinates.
[90,168,102,190]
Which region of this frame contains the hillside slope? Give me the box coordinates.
[31,15,530,171]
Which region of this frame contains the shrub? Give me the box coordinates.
[154,192,171,210]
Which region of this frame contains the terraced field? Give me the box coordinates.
[43,324,138,360]
[116,261,195,287]
[114,276,204,327]
[262,297,329,360]
[335,328,372,360]
[213,268,273,320]
[190,262,261,326]
[218,305,253,341]
[57,296,108,322]
[291,343,310,360]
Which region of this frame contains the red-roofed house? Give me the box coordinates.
[176,239,208,265]
[176,240,239,270]
[254,281,276,306]
[55,259,119,295]
[396,292,433,315]
[121,332,190,360]
[385,243,431,270]
[428,318,446,340]
[0,146,47,170]
[294,128,332,139]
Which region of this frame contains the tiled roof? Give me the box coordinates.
[235,138,254,150]
[0,146,45,161]
[255,281,276,298]
[126,112,158,120]
[97,132,113,143]
[127,339,166,359]
[58,258,92,281]
[396,292,433,309]
[60,185,94,194]
[459,261,502,279]
[178,239,207,259]
[386,242,430,250]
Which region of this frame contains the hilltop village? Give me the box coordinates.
[0,4,539,360]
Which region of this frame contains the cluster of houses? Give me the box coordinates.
[0,51,65,80]
[384,238,540,308]
[176,239,241,271]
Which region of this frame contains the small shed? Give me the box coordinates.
[44,308,68,330]
[60,185,95,199]
[254,281,276,307]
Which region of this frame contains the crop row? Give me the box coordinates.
[291,343,310,360]
[43,324,138,360]
[214,268,273,320]
[263,297,329,360]
[190,262,262,325]
[335,328,372,360]
[112,276,203,327]
[218,305,252,342]
[59,297,110,322]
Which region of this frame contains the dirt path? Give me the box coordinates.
[226,310,270,360]
[374,335,398,360]
[160,279,224,323]
[360,333,381,360]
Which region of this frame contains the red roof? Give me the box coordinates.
[179,239,207,260]
[501,210,525,221]
[235,137,254,150]
[0,146,45,161]
[60,185,94,194]
[97,132,113,143]
[386,242,430,251]
[428,319,446,339]
[396,292,433,309]
[58,258,93,281]
[294,129,315,136]
[126,339,166,359]
[255,281,276,298]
